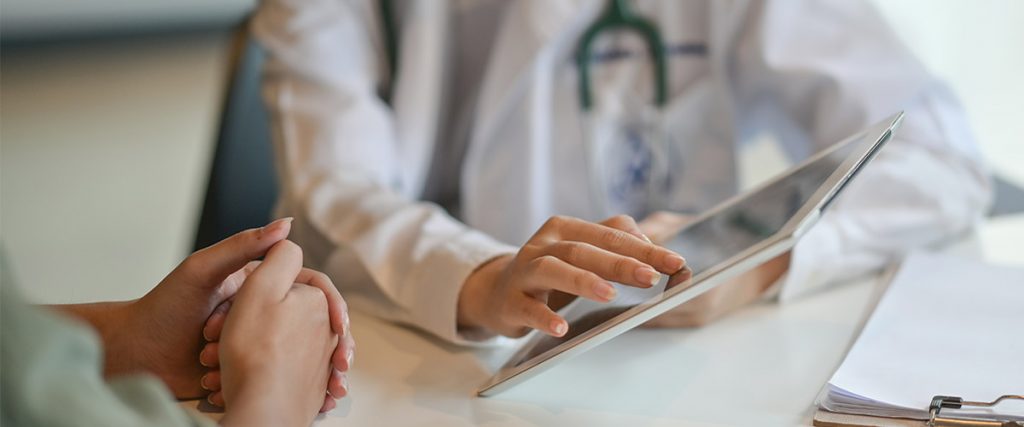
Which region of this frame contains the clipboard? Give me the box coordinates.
[813,395,1024,427]
[811,253,1024,427]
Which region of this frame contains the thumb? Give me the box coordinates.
[177,217,293,287]
[235,239,304,301]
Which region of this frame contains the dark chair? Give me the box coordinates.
[193,29,277,251]
[991,175,1024,217]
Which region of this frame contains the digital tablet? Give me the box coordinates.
[477,112,904,396]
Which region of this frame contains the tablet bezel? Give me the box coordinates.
[477,112,903,397]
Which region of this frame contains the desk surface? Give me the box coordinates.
[322,278,874,427]
[186,215,1024,427]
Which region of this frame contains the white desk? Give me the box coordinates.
[187,215,1023,427]
[318,279,874,427]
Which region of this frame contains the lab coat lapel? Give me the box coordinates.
[463,0,602,243]
[469,0,596,142]
[392,0,449,199]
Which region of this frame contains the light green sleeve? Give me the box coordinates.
[1,280,217,427]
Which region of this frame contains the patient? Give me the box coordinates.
[1,219,353,426]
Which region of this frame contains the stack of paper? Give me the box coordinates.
[818,253,1024,422]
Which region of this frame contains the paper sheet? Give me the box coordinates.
[827,252,1024,418]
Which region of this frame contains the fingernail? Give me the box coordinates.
[200,374,211,391]
[595,282,617,301]
[202,326,212,342]
[199,347,212,367]
[346,347,354,369]
[259,217,294,237]
[634,267,661,287]
[663,253,686,272]
[642,233,653,243]
[206,394,216,406]
[551,321,567,336]
[341,375,349,392]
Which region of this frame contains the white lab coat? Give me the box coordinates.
[251,0,991,344]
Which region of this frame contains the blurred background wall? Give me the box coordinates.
[0,0,256,41]
[1,0,1022,304]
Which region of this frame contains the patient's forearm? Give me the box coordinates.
[49,301,139,376]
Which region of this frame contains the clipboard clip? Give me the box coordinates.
[928,394,1024,427]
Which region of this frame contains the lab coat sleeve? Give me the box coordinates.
[251,0,516,344]
[729,0,992,300]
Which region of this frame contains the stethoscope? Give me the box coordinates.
[576,0,668,110]
[577,0,672,218]
[377,0,673,217]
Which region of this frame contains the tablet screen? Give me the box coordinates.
[505,130,865,366]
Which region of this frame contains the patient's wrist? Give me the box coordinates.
[220,396,282,427]
[49,300,133,334]
[221,377,305,427]
[49,301,137,371]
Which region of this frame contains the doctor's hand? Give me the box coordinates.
[217,241,338,427]
[457,215,687,338]
[638,211,790,328]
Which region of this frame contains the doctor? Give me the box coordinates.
[249,0,990,343]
